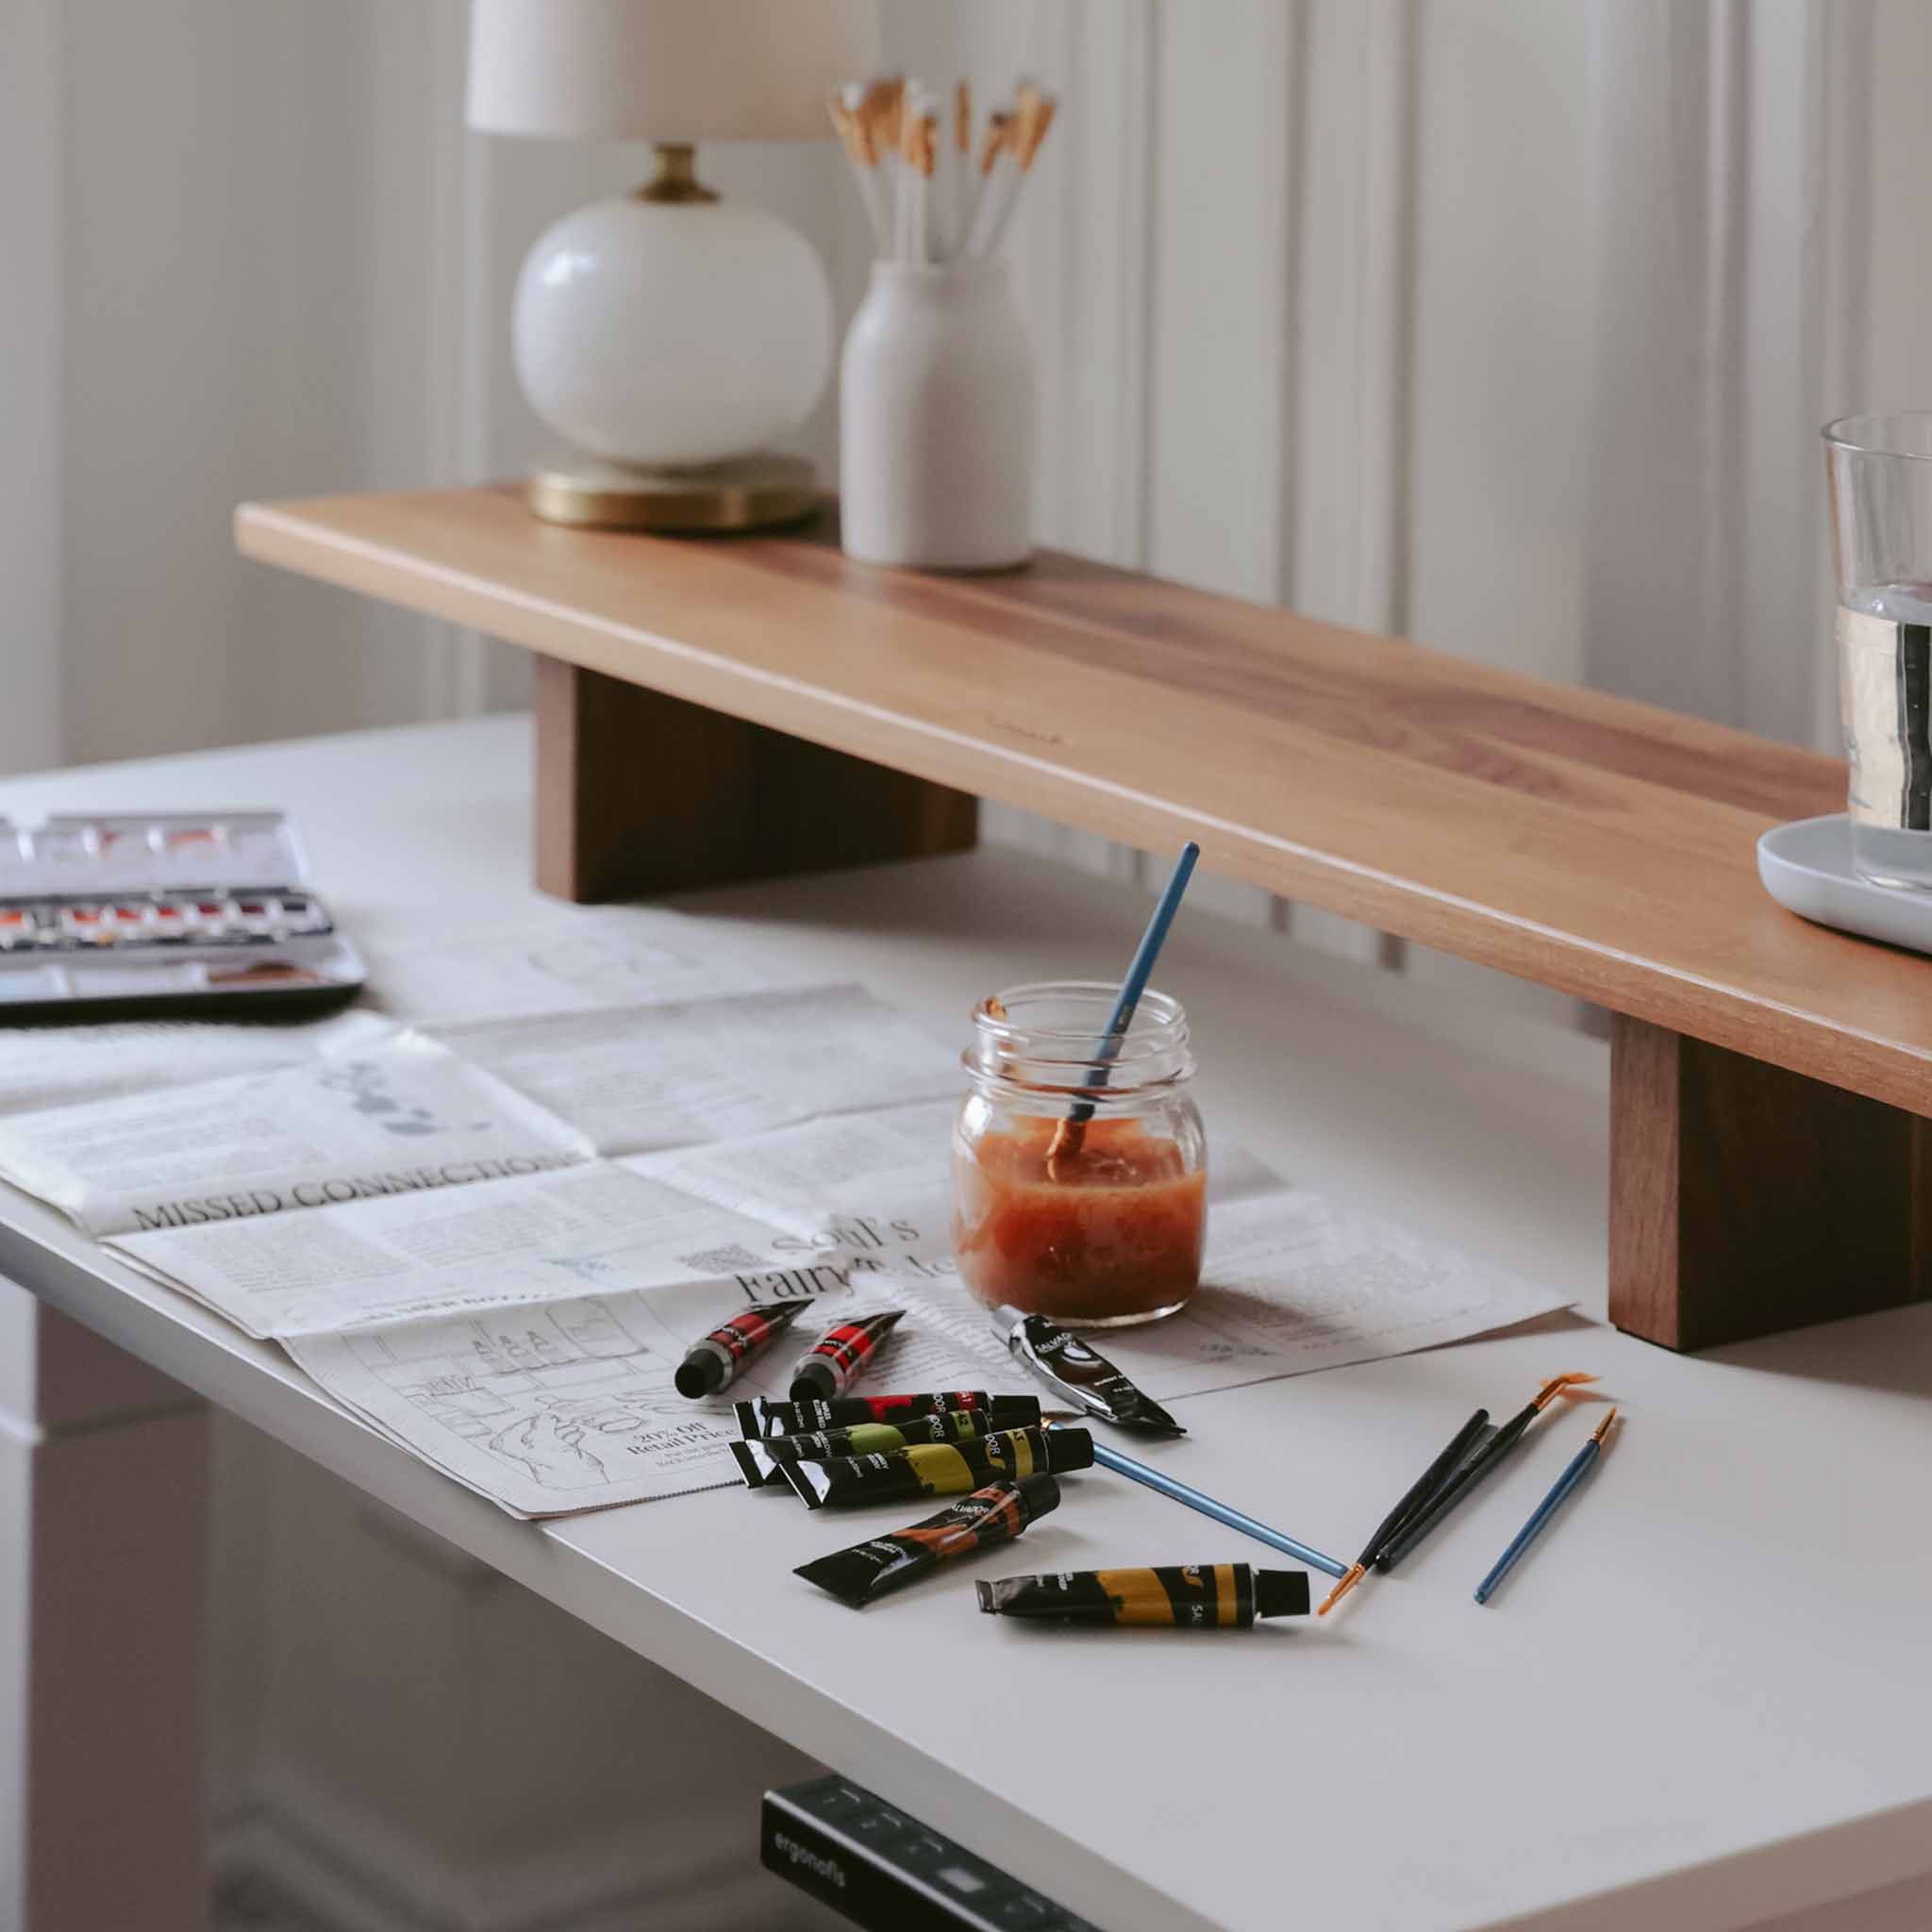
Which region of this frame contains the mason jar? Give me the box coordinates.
[951,981,1206,1326]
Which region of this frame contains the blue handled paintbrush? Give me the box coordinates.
[1473,1407,1619,1605]
[1047,841,1200,1172]
[1043,1418,1347,1578]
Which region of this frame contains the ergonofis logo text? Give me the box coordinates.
[773,1832,846,1889]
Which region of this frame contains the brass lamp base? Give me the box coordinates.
[528,453,818,533]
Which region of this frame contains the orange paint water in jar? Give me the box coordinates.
[952,981,1206,1325]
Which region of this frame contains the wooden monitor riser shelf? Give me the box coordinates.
[235,486,1932,1355]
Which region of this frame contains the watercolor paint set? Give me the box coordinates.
[0,811,364,1020]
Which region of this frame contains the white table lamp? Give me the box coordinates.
[468,0,877,529]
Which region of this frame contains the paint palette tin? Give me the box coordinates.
[0,811,364,1020]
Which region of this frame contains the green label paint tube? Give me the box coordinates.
[778,1426,1093,1509]
[975,1563,1311,1627]
[794,1474,1060,1607]
[728,1408,1007,1491]
[733,1393,1041,1439]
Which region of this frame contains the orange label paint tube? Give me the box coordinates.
[788,1309,907,1401]
[975,1563,1310,1627]
[795,1474,1060,1607]
[735,1392,1041,1439]
[779,1425,1093,1510]
[674,1300,811,1399]
[729,1408,1008,1491]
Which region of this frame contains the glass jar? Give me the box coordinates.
[950,981,1206,1326]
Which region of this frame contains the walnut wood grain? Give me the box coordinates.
[534,657,976,901]
[1608,1015,1932,1349]
[235,486,1932,1123]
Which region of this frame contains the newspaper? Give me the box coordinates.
[358,907,824,1025]
[0,1008,396,1117]
[0,929,1573,1518]
[425,984,958,1156]
[0,1031,594,1240]
[636,1118,1568,1406]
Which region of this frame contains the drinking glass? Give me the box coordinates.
[1826,410,1932,888]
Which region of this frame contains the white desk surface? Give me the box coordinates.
[3,716,1928,1932]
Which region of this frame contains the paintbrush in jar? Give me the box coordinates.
[962,108,1013,258]
[829,86,889,256]
[976,82,1058,257]
[1045,841,1200,1177]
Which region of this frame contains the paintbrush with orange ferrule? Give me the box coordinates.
[1373,1374,1599,1573]
[1316,1405,1491,1614]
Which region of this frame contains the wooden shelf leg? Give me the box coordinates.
[534,656,979,902]
[1608,1013,1932,1349]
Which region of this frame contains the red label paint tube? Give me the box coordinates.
[779,1425,1093,1510]
[674,1300,812,1399]
[729,1408,1008,1491]
[795,1474,1060,1607]
[787,1309,907,1402]
[975,1563,1310,1627]
[734,1392,1041,1439]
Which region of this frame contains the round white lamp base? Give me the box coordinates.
[512,147,833,532]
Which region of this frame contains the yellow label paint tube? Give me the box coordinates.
[794,1474,1060,1607]
[778,1425,1094,1509]
[729,1408,1009,1491]
[975,1563,1310,1627]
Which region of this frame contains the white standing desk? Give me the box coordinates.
[3,717,1929,1932]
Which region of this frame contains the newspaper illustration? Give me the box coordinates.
[288,1283,1002,1516]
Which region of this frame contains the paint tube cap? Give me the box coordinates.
[1255,1570,1313,1619]
[986,1395,1044,1425]
[1016,1473,1061,1522]
[789,1361,839,1403]
[675,1351,726,1399]
[1041,1426,1094,1473]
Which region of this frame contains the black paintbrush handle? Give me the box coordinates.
[1375,1403,1534,1571]
[1357,1407,1489,1569]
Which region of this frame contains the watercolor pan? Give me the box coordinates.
[0,811,364,1020]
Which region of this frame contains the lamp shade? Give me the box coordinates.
[467,0,878,142]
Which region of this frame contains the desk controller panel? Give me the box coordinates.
[761,1774,1102,1931]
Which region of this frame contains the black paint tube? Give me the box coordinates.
[975,1563,1310,1627]
[779,1425,1093,1510]
[794,1474,1060,1607]
[734,1392,1042,1439]
[673,1300,811,1399]
[729,1408,1011,1491]
[788,1309,906,1401]
[994,1307,1186,1437]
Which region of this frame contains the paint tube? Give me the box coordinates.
[994,1307,1186,1436]
[788,1309,907,1401]
[728,1408,1012,1491]
[794,1474,1060,1607]
[673,1300,812,1399]
[779,1425,1092,1510]
[975,1562,1310,1626]
[734,1392,1041,1439]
